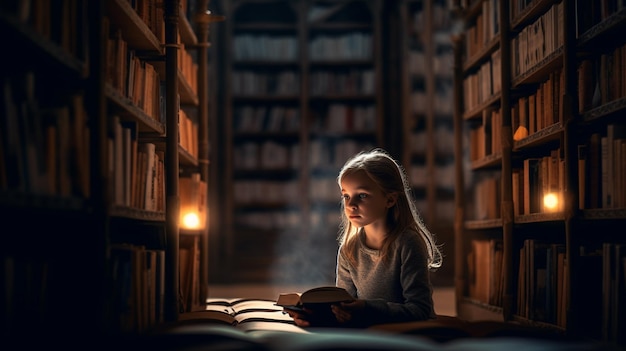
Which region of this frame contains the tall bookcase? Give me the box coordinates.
[394,0,456,285]
[453,0,626,346]
[212,0,383,284]
[0,0,216,336]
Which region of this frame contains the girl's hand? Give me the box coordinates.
[331,299,365,323]
[284,308,312,327]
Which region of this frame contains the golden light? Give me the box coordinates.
[179,174,207,230]
[543,192,560,212]
[513,126,528,141]
[182,212,201,229]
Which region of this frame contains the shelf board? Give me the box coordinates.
[582,97,626,123]
[511,46,563,88]
[577,8,626,49]
[470,152,502,170]
[581,208,626,220]
[513,122,563,151]
[106,84,166,134]
[106,0,163,53]
[463,93,500,120]
[515,212,564,224]
[462,36,499,73]
[465,218,503,230]
[110,204,165,222]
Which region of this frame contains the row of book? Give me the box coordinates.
[411,83,455,115]
[234,35,299,61]
[233,141,299,171]
[516,239,567,327]
[463,49,501,113]
[234,106,301,133]
[125,0,165,44]
[234,209,302,231]
[179,108,198,159]
[467,238,504,306]
[578,43,626,113]
[408,125,456,157]
[0,74,90,197]
[511,2,563,79]
[309,32,372,61]
[409,162,455,191]
[408,49,454,78]
[469,107,502,162]
[110,243,166,333]
[232,71,300,96]
[104,20,165,122]
[310,69,375,95]
[308,139,375,169]
[464,0,500,60]
[471,173,501,220]
[578,124,626,210]
[513,149,565,215]
[234,180,300,205]
[410,0,454,33]
[109,117,164,211]
[309,104,377,133]
[512,69,563,141]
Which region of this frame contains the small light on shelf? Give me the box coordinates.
[179,173,207,230]
[513,126,528,141]
[182,212,201,229]
[543,192,560,212]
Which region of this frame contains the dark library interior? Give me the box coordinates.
[1,0,625,350]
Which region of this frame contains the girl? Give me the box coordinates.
[289,148,442,328]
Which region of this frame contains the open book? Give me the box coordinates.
[176,297,307,334]
[275,286,355,327]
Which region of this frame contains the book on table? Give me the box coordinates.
[177,297,303,333]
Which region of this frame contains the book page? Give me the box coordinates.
[236,320,309,334]
[232,299,284,314]
[235,310,295,324]
[178,310,237,326]
[275,292,302,307]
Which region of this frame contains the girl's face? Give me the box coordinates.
[340,170,395,229]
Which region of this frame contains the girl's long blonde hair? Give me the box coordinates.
[337,148,442,270]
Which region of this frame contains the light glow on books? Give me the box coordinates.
[543,192,560,212]
[181,211,202,229]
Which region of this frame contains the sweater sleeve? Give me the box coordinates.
[335,246,358,299]
[364,234,436,324]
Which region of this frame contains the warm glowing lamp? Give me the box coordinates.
[179,174,207,230]
[543,192,560,212]
[513,126,528,141]
[182,212,201,229]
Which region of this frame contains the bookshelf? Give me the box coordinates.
[394,0,456,285]
[453,0,626,346]
[212,0,384,284]
[0,0,217,336]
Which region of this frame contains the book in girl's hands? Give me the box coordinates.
[275,286,355,327]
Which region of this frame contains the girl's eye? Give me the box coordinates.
[358,193,368,199]
[341,194,349,201]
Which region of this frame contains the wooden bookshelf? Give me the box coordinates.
[0,0,217,336]
[394,0,456,285]
[211,0,384,284]
[453,0,626,347]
